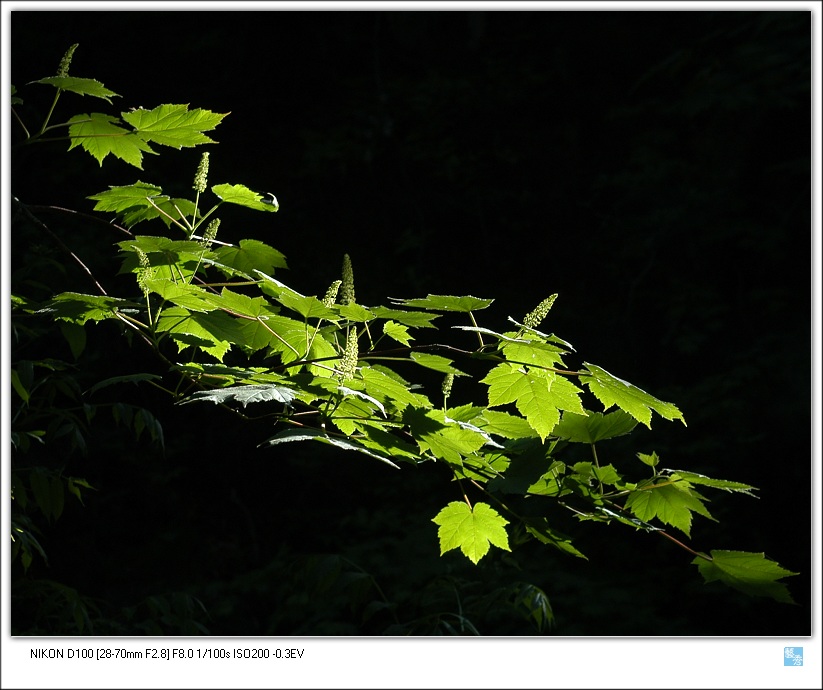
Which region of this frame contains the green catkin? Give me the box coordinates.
[522,294,558,330]
[323,280,342,308]
[441,373,454,398]
[339,254,356,305]
[338,327,359,382]
[135,248,153,297]
[57,44,78,77]
[193,152,210,193]
[200,218,220,248]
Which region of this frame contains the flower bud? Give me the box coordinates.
[200,218,220,248]
[441,373,454,398]
[339,254,356,306]
[323,280,342,308]
[135,248,153,297]
[522,294,558,330]
[57,44,78,78]
[193,152,210,193]
[338,327,359,382]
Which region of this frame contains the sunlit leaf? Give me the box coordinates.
[502,339,567,369]
[581,363,686,428]
[254,314,338,376]
[144,279,216,312]
[155,306,245,361]
[432,501,510,564]
[206,287,280,319]
[90,185,196,228]
[694,551,798,603]
[571,461,623,487]
[481,364,571,441]
[382,320,414,346]
[89,182,162,211]
[477,409,537,439]
[625,482,714,537]
[409,351,468,376]
[214,240,287,275]
[32,76,119,102]
[637,451,660,468]
[403,407,487,466]
[667,470,758,497]
[553,409,637,443]
[274,291,338,320]
[392,294,494,312]
[121,104,228,148]
[452,326,529,343]
[180,383,296,408]
[211,183,278,212]
[68,113,155,168]
[369,306,439,328]
[361,367,427,411]
[39,292,129,325]
[335,303,375,322]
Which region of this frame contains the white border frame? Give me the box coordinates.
[2,2,820,688]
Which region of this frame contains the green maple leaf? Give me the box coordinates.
[352,424,421,464]
[502,339,568,369]
[68,113,156,168]
[482,364,584,441]
[548,375,587,415]
[273,292,338,320]
[392,294,494,312]
[32,76,120,102]
[553,409,638,443]
[256,314,338,376]
[668,470,758,497]
[211,183,278,212]
[403,408,487,465]
[361,367,428,410]
[213,240,287,276]
[580,363,686,428]
[121,104,228,148]
[206,287,280,319]
[89,182,161,210]
[477,409,537,439]
[143,279,216,312]
[432,501,510,564]
[155,306,245,362]
[694,551,798,603]
[180,383,296,408]
[369,307,439,329]
[571,461,623,487]
[118,238,205,283]
[41,292,129,325]
[624,483,714,537]
[409,352,468,376]
[382,320,414,346]
[482,364,558,440]
[336,303,375,322]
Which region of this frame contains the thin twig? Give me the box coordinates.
[14,197,110,295]
[27,204,134,238]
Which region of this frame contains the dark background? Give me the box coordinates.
[9,9,812,635]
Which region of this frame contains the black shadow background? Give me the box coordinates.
[9,9,812,636]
